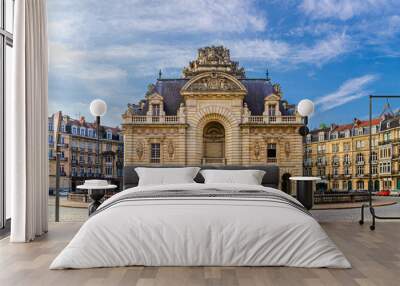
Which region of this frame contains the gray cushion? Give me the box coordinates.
[123,165,279,190]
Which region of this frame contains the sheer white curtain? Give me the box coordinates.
[9,0,48,242]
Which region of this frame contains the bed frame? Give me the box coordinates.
[123,165,280,190]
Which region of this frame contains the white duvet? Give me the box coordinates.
[50,183,351,269]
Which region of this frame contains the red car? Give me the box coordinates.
[377,190,391,196]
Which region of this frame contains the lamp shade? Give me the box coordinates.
[90,99,107,117]
[298,99,314,117]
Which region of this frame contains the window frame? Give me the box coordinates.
[1,0,14,231]
[150,143,161,164]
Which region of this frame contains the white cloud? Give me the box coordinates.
[299,0,390,20]
[226,39,291,63]
[217,34,354,67]
[49,42,128,81]
[48,0,266,37]
[292,33,355,65]
[315,74,378,111]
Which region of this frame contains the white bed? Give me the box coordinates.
[50,183,351,269]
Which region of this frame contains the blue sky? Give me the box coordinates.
[47,0,400,128]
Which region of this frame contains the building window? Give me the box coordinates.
[72,125,78,135]
[372,164,378,175]
[383,132,391,142]
[379,161,391,174]
[344,165,350,176]
[343,154,350,164]
[48,121,53,131]
[59,165,65,176]
[333,167,339,177]
[380,146,392,159]
[356,153,364,164]
[371,151,378,162]
[152,104,161,116]
[107,130,112,140]
[318,167,326,177]
[383,179,392,190]
[268,104,276,116]
[88,128,93,137]
[48,134,54,144]
[332,144,339,153]
[356,140,365,149]
[357,165,364,176]
[357,181,364,190]
[105,166,113,176]
[61,123,66,133]
[266,143,277,163]
[343,143,350,152]
[332,181,339,190]
[106,143,112,151]
[80,127,86,136]
[150,143,161,163]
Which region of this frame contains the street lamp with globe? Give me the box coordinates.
[90,99,107,178]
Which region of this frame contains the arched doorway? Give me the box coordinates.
[203,121,225,164]
[347,181,352,191]
[281,173,291,194]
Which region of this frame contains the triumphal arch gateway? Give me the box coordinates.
[122,46,304,188]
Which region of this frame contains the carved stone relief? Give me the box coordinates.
[254,142,261,159]
[187,73,241,92]
[136,141,144,160]
[167,141,175,158]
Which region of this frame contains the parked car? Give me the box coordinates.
[377,190,391,196]
[390,190,400,196]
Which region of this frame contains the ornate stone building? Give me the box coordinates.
[122,46,304,190]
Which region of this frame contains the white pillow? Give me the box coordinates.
[135,167,200,186]
[200,169,266,185]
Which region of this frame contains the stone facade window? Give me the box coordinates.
[152,104,161,116]
[107,130,113,140]
[344,165,350,176]
[72,125,78,135]
[266,143,277,163]
[357,180,364,190]
[268,104,276,116]
[372,164,378,175]
[151,143,161,164]
[356,165,364,176]
[379,161,391,174]
[356,153,364,164]
[105,166,113,176]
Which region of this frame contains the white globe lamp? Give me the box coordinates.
[90,99,107,179]
[298,99,314,117]
[90,99,107,117]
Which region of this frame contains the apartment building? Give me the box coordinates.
[305,118,380,191]
[48,112,124,192]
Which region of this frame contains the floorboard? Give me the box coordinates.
[0,222,399,286]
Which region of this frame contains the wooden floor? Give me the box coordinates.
[0,222,399,286]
